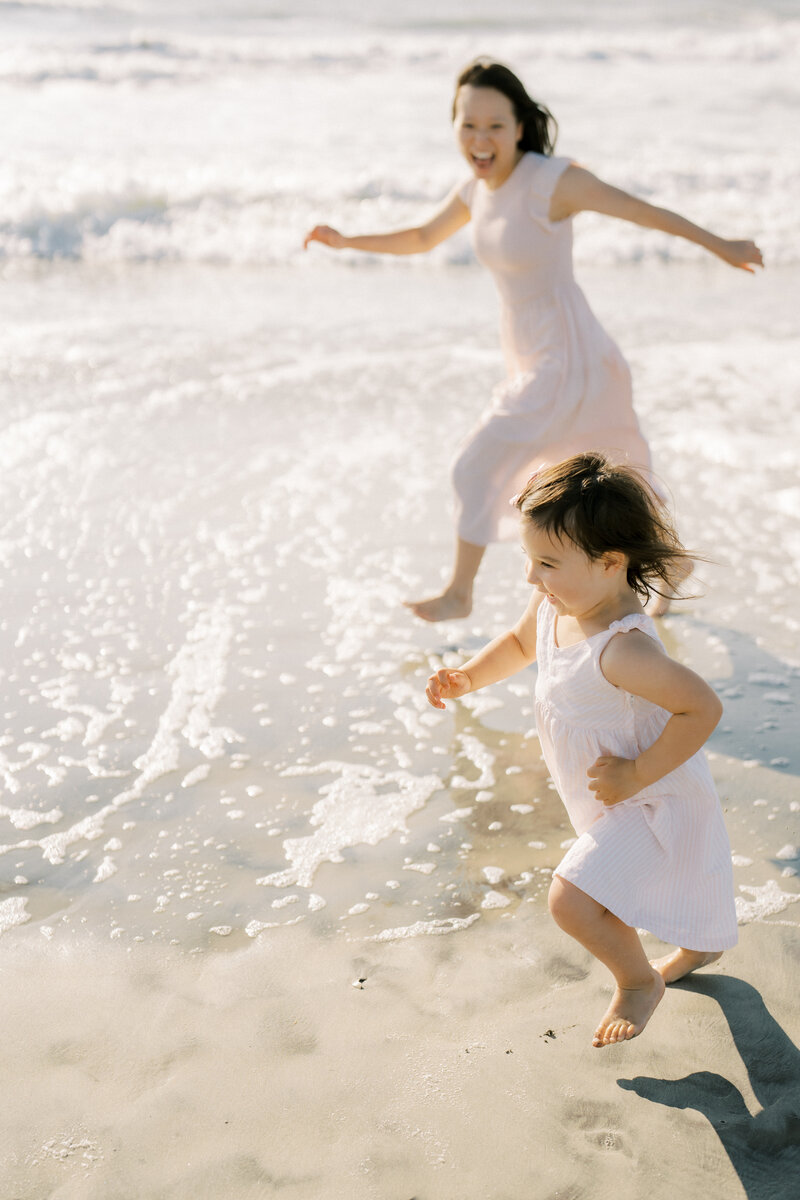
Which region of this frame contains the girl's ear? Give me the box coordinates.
[602,551,628,576]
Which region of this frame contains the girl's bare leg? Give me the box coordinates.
[404,537,485,622]
[651,948,723,984]
[549,875,665,1048]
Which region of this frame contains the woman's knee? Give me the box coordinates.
[450,439,475,500]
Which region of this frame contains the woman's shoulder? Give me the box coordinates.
[525,153,575,212]
[455,175,477,210]
[531,151,573,177]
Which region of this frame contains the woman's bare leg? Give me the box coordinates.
[549,875,665,1048]
[404,537,485,622]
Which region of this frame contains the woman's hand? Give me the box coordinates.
[714,238,764,273]
[587,755,640,805]
[303,225,348,250]
[426,668,471,710]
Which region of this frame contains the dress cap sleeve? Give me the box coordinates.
[456,177,476,210]
[607,613,659,639]
[527,154,573,223]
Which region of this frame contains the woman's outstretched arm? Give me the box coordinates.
[303,190,470,255]
[551,165,764,272]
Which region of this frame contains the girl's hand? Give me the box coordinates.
[587,755,640,805]
[303,225,348,251]
[715,238,764,273]
[426,668,471,710]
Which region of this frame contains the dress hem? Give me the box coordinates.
[553,867,739,952]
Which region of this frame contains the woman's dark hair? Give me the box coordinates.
[453,59,558,156]
[515,453,694,604]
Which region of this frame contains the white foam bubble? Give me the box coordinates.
[367,914,480,942]
[0,804,62,831]
[257,762,442,889]
[0,896,31,935]
[93,856,117,883]
[735,880,800,924]
[452,734,495,790]
[181,764,211,788]
[438,806,474,823]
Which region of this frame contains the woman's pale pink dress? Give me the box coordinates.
[453,152,655,544]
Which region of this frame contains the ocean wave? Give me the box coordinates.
[1,168,794,266]
[2,20,800,87]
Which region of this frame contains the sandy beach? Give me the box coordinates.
[1,909,798,1199]
[2,0,800,1195]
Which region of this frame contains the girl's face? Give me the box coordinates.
[454,85,523,188]
[521,520,625,619]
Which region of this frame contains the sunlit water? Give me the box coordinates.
[1,261,798,954]
[0,0,797,951]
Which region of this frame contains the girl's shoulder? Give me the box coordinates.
[599,620,672,695]
[598,612,662,665]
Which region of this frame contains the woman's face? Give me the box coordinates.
[453,84,523,188]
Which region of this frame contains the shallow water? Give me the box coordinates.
[0,262,797,955]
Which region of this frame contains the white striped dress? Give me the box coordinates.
[535,602,738,950]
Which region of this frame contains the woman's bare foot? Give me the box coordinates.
[592,969,665,1048]
[650,948,722,985]
[403,589,472,622]
[647,559,694,618]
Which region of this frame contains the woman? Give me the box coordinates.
[304,59,763,621]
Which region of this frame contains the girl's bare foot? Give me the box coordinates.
[403,589,472,622]
[650,948,722,984]
[592,969,665,1048]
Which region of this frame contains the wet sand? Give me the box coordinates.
[2,913,799,1199]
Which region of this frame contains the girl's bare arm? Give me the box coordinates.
[551,165,763,272]
[426,592,542,708]
[587,630,723,802]
[304,190,470,255]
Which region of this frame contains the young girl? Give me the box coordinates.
[426,453,737,1048]
[305,58,763,623]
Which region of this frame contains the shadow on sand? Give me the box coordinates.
[661,619,799,780]
[618,976,800,1199]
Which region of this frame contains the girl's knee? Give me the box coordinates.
[548,874,576,927]
[548,874,599,931]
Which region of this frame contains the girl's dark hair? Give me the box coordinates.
[515,453,693,604]
[453,59,558,156]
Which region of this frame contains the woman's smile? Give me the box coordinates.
[454,84,523,188]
